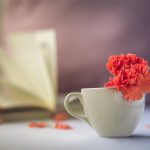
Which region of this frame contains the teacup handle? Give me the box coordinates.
[64,92,89,124]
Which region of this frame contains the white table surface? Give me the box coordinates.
[0,109,150,150]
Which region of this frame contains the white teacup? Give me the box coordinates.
[64,87,145,137]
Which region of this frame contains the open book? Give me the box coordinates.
[0,30,57,120]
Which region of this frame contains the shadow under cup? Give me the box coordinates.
[64,87,145,137]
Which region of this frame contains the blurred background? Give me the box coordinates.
[0,2,150,149]
[1,0,150,104]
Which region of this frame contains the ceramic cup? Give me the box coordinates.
[64,87,145,137]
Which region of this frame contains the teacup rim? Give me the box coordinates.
[81,87,115,91]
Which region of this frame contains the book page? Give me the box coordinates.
[0,30,57,111]
[0,83,49,109]
[35,30,58,100]
[0,50,34,94]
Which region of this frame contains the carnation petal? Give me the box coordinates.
[141,73,150,93]
[123,86,143,101]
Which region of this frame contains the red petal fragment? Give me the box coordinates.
[53,113,69,121]
[37,122,48,128]
[28,122,48,128]
[28,122,38,128]
[54,122,73,130]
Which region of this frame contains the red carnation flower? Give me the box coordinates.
[105,53,150,100]
[106,54,148,76]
